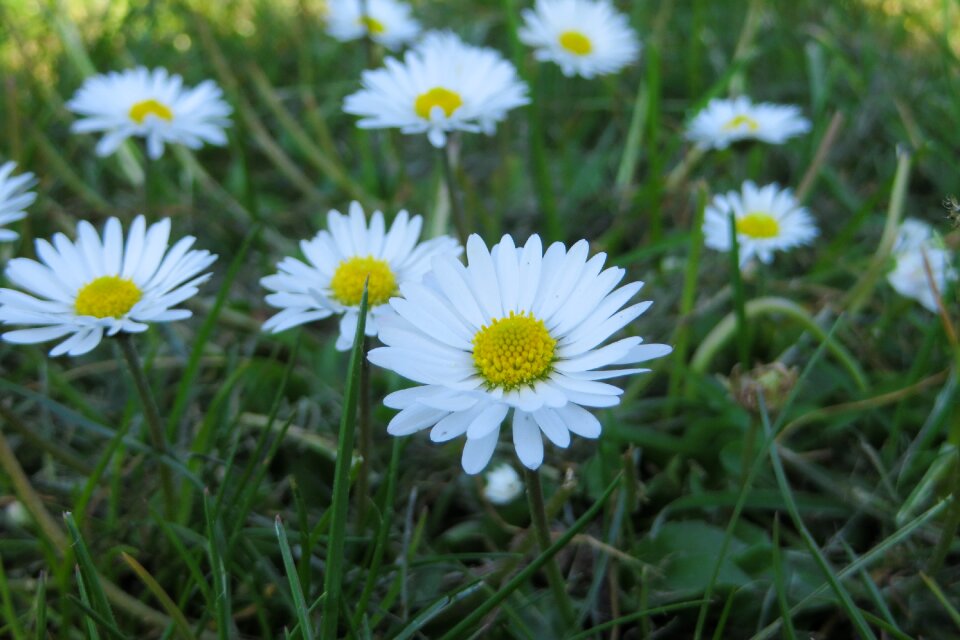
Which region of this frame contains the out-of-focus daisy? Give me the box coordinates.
[686,96,810,150]
[326,0,420,50]
[261,201,461,350]
[368,234,672,474]
[518,0,640,79]
[483,463,523,504]
[0,216,216,357]
[0,161,37,243]
[703,181,818,266]
[887,218,957,312]
[343,31,529,147]
[67,67,232,160]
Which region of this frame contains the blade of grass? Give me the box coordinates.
[63,513,116,629]
[204,490,233,640]
[918,572,960,630]
[119,553,197,640]
[320,286,369,640]
[437,472,622,640]
[771,516,797,640]
[0,555,26,640]
[276,517,316,640]
[32,572,46,640]
[73,570,101,640]
[760,395,877,640]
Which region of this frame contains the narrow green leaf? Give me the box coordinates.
[204,491,233,640]
[33,572,46,640]
[63,513,116,629]
[276,517,315,640]
[438,472,622,640]
[119,553,197,640]
[320,286,369,640]
[0,555,26,640]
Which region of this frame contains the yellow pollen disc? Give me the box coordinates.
[75,276,142,319]
[329,256,397,307]
[558,30,593,56]
[723,113,760,132]
[358,15,385,34]
[472,312,557,390]
[736,212,780,239]
[414,87,463,120]
[129,99,174,124]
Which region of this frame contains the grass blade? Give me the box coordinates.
[119,553,197,640]
[320,286,369,640]
[63,513,116,629]
[437,472,622,640]
[276,516,315,640]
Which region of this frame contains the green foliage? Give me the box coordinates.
[0,0,959,638]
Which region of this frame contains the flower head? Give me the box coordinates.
[887,218,957,312]
[343,31,530,147]
[0,216,217,356]
[0,162,37,243]
[686,96,810,150]
[67,67,232,160]
[368,234,671,474]
[261,201,461,350]
[518,0,641,78]
[703,181,818,266]
[326,0,420,50]
[483,463,523,504]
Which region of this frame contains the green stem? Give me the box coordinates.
[926,449,960,574]
[523,467,577,630]
[118,334,176,520]
[356,337,372,528]
[438,145,468,245]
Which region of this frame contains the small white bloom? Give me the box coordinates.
[368,234,672,474]
[518,0,640,78]
[261,201,461,350]
[67,67,232,160]
[483,463,523,504]
[887,218,957,312]
[686,96,810,150]
[0,216,217,357]
[326,0,420,50]
[343,31,530,148]
[0,161,37,243]
[703,181,818,266]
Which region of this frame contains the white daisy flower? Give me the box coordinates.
[0,216,217,357]
[703,181,818,266]
[518,0,641,79]
[325,0,420,50]
[66,67,232,160]
[887,218,957,313]
[483,463,523,504]
[343,31,530,148]
[368,234,672,474]
[0,161,37,243]
[261,201,461,351]
[686,96,811,150]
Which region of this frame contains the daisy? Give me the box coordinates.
[518,0,641,79]
[703,181,818,266]
[887,218,957,312]
[483,463,523,504]
[0,161,37,243]
[686,96,810,150]
[0,216,217,357]
[343,31,530,148]
[67,67,232,160]
[368,234,672,474]
[325,0,420,50]
[261,201,461,350]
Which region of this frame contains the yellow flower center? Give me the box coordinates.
[75,276,142,318]
[358,15,385,34]
[736,212,780,239]
[472,312,556,390]
[723,114,759,132]
[329,256,398,307]
[558,30,593,56]
[414,87,463,120]
[128,99,174,124]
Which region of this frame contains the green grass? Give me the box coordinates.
[1,0,959,637]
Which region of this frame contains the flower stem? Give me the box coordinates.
[356,337,372,528]
[522,467,577,629]
[438,144,468,245]
[118,334,176,520]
